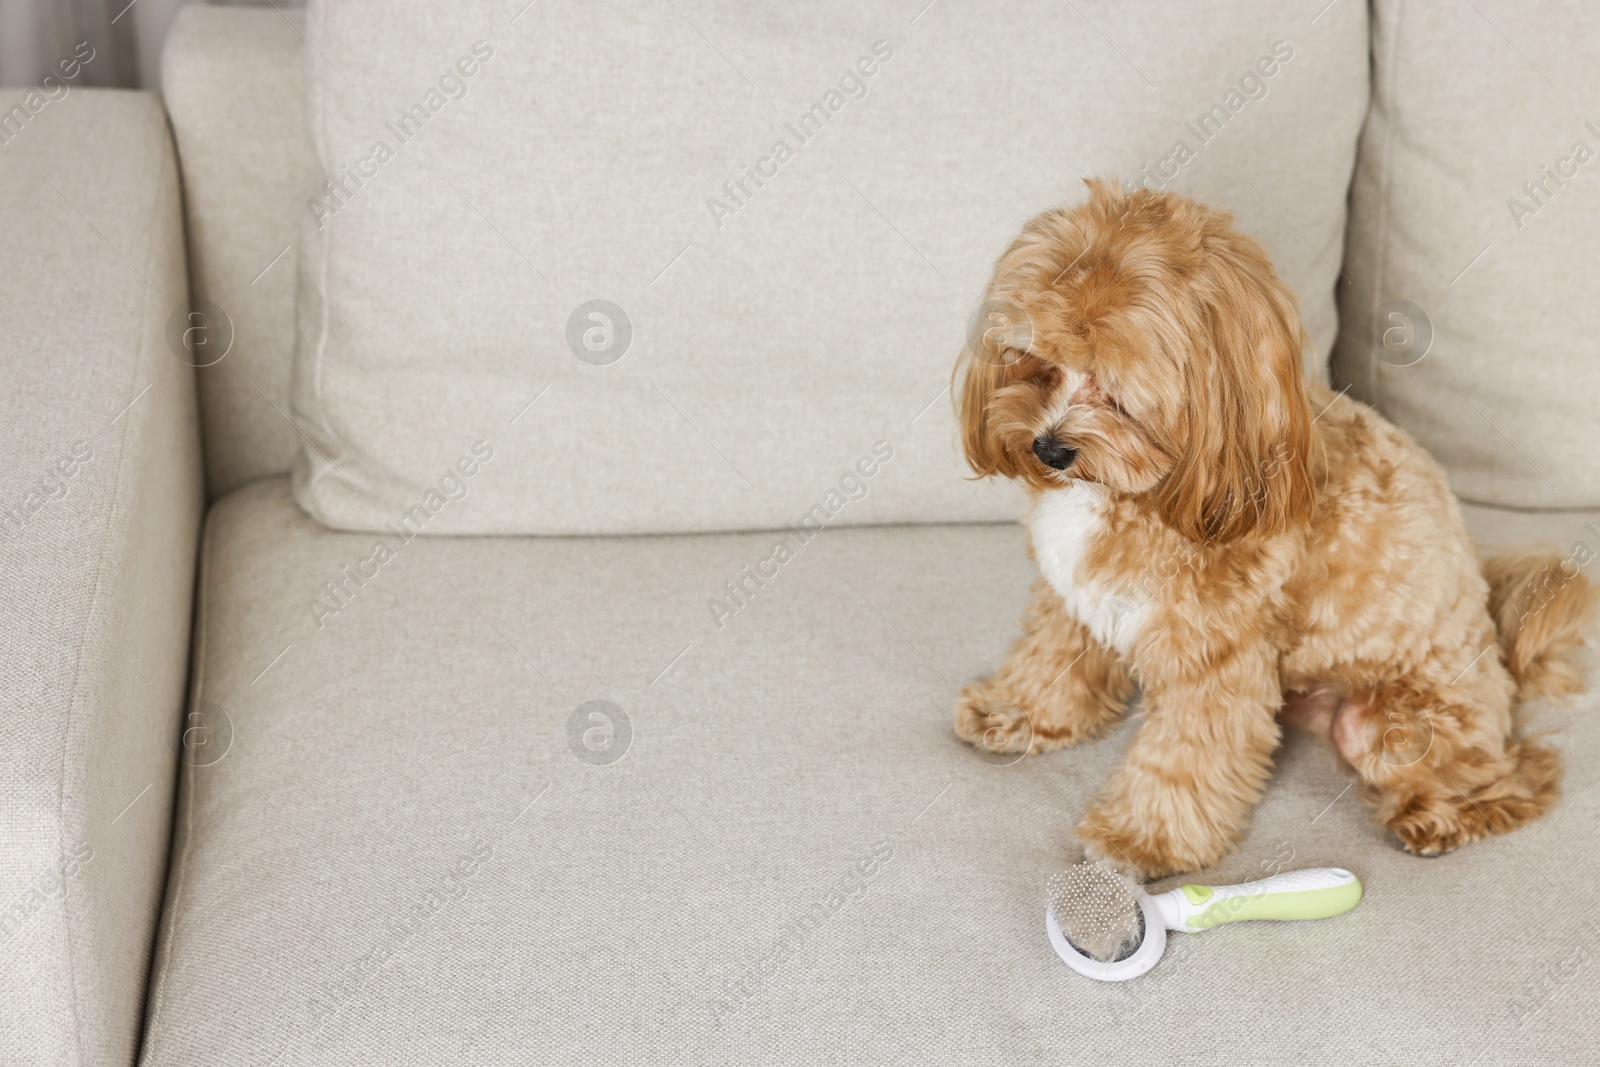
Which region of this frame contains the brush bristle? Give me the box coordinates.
[1046,861,1144,963]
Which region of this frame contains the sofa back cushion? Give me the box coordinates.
[1334,0,1600,509]
[163,7,318,499]
[292,0,1368,535]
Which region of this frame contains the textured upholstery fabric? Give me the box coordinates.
[163,6,318,499]
[290,0,1368,535]
[141,479,1599,1065]
[0,90,203,1067]
[1334,0,1600,508]
[1462,501,1600,558]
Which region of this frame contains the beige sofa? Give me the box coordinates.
[3,2,1597,1064]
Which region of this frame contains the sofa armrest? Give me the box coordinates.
[0,88,202,1066]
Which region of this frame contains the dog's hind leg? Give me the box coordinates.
[1331,642,1562,858]
[955,579,1132,756]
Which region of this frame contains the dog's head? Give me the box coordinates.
[956,179,1318,544]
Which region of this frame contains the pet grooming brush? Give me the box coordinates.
[1045,861,1361,981]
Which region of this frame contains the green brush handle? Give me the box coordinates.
[1162,867,1362,933]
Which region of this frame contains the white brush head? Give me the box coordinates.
[1045,861,1146,963]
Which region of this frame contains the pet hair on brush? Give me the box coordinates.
[1045,861,1145,963]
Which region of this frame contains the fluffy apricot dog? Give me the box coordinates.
[955,179,1594,879]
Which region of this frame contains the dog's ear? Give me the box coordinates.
[1153,236,1317,543]
[954,301,1030,480]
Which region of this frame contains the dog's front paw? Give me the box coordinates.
[1077,822,1171,881]
[954,686,1039,756]
[1076,807,1225,881]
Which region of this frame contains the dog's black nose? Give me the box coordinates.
[1032,436,1078,470]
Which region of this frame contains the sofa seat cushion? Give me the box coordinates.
[141,480,1600,1065]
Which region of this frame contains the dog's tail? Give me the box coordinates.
[1484,547,1597,701]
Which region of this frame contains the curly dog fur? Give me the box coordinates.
[954,179,1594,879]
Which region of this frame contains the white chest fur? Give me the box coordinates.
[1028,483,1145,655]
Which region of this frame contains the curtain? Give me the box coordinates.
[0,0,301,90]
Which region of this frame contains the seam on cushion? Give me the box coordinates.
[307,0,340,507]
[1367,0,1404,414]
[1457,496,1600,516]
[137,484,217,1066]
[312,197,338,499]
[55,96,167,1067]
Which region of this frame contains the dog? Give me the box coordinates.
[953,179,1594,879]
